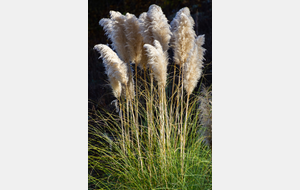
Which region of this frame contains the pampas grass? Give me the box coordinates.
[108,11,130,63]
[143,40,168,89]
[99,18,114,41]
[169,8,196,131]
[170,7,194,46]
[139,5,171,51]
[144,40,169,161]
[147,5,171,52]
[184,35,206,96]
[93,44,128,98]
[90,4,211,190]
[138,12,153,45]
[171,11,196,67]
[138,5,171,69]
[182,34,205,170]
[100,11,140,100]
[125,13,143,65]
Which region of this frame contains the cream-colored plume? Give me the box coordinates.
[139,5,171,51]
[100,11,138,99]
[138,46,149,69]
[147,4,171,52]
[195,34,206,60]
[100,11,144,74]
[99,11,130,63]
[171,12,196,67]
[138,5,171,69]
[170,7,194,37]
[143,40,168,89]
[125,13,143,64]
[99,18,114,41]
[109,79,122,99]
[138,12,153,46]
[94,44,129,98]
[110,11,130,63]
[137,12,152,69]
[183,35,206,95]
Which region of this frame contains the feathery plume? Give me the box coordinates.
[147,4,171,52]
[138,12,153,46]
[138,5,171,69]
[100,12,136,99]
[138,46,149,69]
[171,12,196,67]
[125,13,143,64]
[183,35,206,95]
[110,79,122,99]
[99,18,114,41]
[99,11,130,63]
[170,7,194,36]
[111,12,136,99]
[109,11,130,63]
[195,34,206,60]
[144,40,168,89]
[93,44,129,98]
[138,12,152,69]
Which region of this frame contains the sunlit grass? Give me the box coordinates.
[88,67,212,190]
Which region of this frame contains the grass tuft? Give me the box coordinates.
[89,4,212,190]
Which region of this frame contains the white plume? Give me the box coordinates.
[183,35,206,95]
[143,40,168,89]
[93,44,129,98]
[171,12,196,67]
[170,7,194,35]
[125,13,143,64]
[147,4,171,52]
[99,11,130,63]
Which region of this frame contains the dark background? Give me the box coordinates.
[88,0,212,110]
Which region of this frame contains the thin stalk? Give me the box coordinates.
[175,66,182,127]
[182,93,190,175]
[141,67,151,148]
[180,66,185,177]
[129,99,143,172]
[135,62,138,129]
[159,87,168,187]
[149,72,154,156]
[163,88,170,150]
[174,65,182,150]
[159,87,165,151]
[145,68,154,181]
[180,66,185,136]
[126,93,130,149]
[119,98,125,154]
[150,72,153,129]
[169,64,177,121]
[163,87,170,188]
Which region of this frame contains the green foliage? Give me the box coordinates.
[88,66,212,189]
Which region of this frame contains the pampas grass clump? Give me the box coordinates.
[89,4,211,190]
